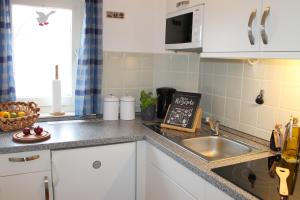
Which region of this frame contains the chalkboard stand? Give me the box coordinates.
[161,107,202,133]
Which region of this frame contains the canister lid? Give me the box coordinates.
[120,96,135,102]
[104,95,119,102]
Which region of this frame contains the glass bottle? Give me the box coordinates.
[282,117,300,163]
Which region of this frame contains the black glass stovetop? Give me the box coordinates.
[212,155,300,200]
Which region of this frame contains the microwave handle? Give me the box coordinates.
[247,9,257,45]
[176,0,190,8]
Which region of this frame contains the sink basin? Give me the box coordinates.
[181,136,252,161]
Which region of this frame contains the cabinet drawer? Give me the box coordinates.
[0,150,51,176]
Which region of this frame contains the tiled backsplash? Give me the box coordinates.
[199,59,300,140]
[103,53,300,140]
[102,52,200,112]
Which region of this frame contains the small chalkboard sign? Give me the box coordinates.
[161,91,202,132]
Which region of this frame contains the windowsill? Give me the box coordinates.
[40,112,75,118]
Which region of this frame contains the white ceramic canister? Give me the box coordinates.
[103,95,119,120]
[120,96,135,120]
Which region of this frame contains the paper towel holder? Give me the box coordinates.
[50,65,65,116]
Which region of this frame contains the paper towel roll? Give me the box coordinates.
[52,80,62,113]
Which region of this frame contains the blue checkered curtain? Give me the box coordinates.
[0,0,16,102]
[75,0,103,116]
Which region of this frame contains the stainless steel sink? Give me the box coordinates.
[181,136,252,161]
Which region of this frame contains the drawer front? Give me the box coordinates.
[0,150,51,176]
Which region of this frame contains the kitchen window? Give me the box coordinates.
[11,0,84,113]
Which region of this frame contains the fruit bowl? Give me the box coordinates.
[0,102,40,132]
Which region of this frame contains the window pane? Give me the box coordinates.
[12,5,73,98]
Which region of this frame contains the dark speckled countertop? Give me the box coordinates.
[0,118,271,200]
[0,119,148,154]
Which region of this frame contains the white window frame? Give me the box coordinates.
[11,0,84,113]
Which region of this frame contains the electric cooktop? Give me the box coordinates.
[212,155,300,200]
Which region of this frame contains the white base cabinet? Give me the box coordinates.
[52,142,136,200]
[0,141,236,200]
[0,150,53,200]
[137,141,233,200]
[146,164,199,200]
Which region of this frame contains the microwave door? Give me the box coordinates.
[165,12,193,45]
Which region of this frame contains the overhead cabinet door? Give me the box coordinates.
[203,0,261,52]
[260,0,300,52]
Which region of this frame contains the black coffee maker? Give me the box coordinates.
[156,87,176,119]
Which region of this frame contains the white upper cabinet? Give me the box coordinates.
[203,0,261,53]
[203,0,300,57]
[167,0,203,13]
[260,0,300,52]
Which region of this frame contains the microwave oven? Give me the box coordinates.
[165,5,204,51]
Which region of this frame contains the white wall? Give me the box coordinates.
[103,0,166,53]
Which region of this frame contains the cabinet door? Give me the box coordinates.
[146,164,197,200]
[52,143,136,200]
[0,171,53,200]
[143,142,205,200]
[203,0,261,52]
[138,141,234,200]
[260,0,300,51]
[205,180,233,200]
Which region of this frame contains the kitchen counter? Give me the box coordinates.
[0,119,147,154]
[0,119,271,200]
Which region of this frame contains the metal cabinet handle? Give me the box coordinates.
[8,154,40,162]
[176,0,189,8]
[44,176,49,200]
[248,9,257,45]
[261,6,270,44]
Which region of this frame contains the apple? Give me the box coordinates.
[10,112,17,118]
[22,128,31,135]
[34,126,43,135]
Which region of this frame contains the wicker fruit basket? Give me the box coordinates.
[0,102,40,132]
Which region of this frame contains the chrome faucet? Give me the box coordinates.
[205,117,220,136]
